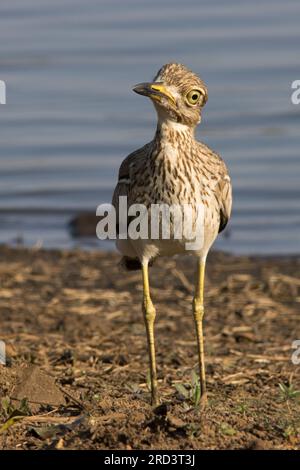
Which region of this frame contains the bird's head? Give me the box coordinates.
[133,63,208,128]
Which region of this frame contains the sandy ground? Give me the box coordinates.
[0,246,299,450]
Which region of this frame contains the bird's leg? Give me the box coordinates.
[142,261,159,406]
[193,258,207,399]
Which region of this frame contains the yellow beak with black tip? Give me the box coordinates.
[133,82,176,106]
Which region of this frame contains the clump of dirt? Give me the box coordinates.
[11,365,66,412]
[0,246,299,449]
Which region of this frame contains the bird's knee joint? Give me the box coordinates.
[193,298,204,321]
[143,298,156,322]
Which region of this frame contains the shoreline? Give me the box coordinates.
[1,243,300,260]
[1,208,299,256]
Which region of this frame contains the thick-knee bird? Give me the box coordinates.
[112,63,232,406]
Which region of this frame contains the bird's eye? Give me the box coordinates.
[186,89,202,105]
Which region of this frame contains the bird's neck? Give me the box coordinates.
[154,119,195,152]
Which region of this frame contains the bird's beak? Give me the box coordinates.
[133,82,176,106]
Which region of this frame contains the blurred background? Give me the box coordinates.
[0,0,299,254]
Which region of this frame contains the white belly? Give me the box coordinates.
[116,217,219,262]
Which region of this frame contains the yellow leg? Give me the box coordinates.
[193,258,207,398]
[142,262,159,406]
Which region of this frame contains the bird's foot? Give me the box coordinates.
[151,395,160,407]
[199,391,208,410]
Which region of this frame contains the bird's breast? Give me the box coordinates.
[148,152,202,207]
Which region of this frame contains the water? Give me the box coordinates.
[0,0,299,254]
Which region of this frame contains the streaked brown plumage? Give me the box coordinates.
[112,63,232,405]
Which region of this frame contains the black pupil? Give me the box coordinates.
[192,94,198,101]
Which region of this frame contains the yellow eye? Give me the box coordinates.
[186,89,202,105]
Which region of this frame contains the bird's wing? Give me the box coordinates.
[112,144,150,226]
[216,172,232,233]
[196,142,232,233]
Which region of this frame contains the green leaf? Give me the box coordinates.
[278,383,300,401]
[0,414,26,434]
[191,370,199,388]
[175,383,190,399]
[19,398,31,415]
[0,397,31,434]
[1,397,12,417]
[279,383,288,394]
[220,423,236,436]
[194,383,201,407]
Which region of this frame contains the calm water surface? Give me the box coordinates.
[0,0,299,254]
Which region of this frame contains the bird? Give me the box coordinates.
[112,63,232,406]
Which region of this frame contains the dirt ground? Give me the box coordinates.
[0,246,299,450]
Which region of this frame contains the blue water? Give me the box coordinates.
[0,0,299,254]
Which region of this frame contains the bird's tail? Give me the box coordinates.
[120,256,142,271]
[119,256,155,271]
